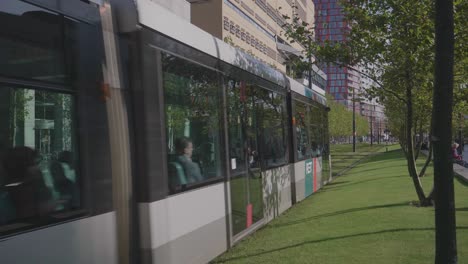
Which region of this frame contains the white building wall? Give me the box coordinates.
[150,0,190,21]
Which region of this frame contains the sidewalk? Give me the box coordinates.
[421,149,468,183]
[463,145,468,161]
[454,163,468,183]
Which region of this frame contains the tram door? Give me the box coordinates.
[227,81,264,237]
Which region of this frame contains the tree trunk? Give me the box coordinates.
[405,77,428,206]
[433,0,457,263]
[419,136,433,178]
[415,119,423,160]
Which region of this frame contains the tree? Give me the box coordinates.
[281,0,435,205]
[433,0,457,262]
[326,94,369,141]
[281,0,462,262]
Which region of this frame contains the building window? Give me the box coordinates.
[223,17,230,30]
[162,53,223,193]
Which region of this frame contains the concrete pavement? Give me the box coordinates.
[456,145,468,182]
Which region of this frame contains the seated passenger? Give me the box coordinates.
[310,142,321,157]
[0,163,15,224]
[3,147,54,220]
[175,137,203,183]
[452,143,466,167]
[452,143,462,160]
[50,151,79,209]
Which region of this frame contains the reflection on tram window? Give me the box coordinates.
[227,80,288,170]
[226,80,261,174]
[0,87,79,227]
[162,53,223,192]
[292,98,327,160]
[309,104,326,157]
[257,89,288,169]
[294,100,310,161]
[0,0,67,83]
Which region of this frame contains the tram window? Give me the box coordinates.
[227,81,287,170]
[293,100,310,161]
[309,104,321,157]
[257,89,288,169]
[0,1,67,84]
[162,53,223,192]
[0,86,80,229]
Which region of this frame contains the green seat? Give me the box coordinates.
[169,161,188,186]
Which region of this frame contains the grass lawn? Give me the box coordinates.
[330,143,394,176]
[213,147,468,264]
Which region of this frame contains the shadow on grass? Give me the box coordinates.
[326,175,406,190]
[269,202,409,229]
[213,226,468,263]
[350,165,407,175]
[456,207,468,212]
[332,149,403,175]
[325,181,349,186]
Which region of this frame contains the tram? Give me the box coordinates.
[0,0,329,263]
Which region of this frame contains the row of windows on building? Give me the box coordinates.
[316,14,344,22]
[252,0,287,27]
[309,71,327,90]
[333,92,348,100]
[315,0,339,3]
[225,0,275,40]
[317,8,343,16]
[318,28,345,36]
[318,21,350,29]
[320,34,344,41]
[328,73,346,79]
[318,21,346,29]
[329,80,346,86]
[323,66,346,73]
[317,2,341,9]
[329,86,349,93]
[223,16,277,61]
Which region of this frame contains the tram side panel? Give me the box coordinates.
[138,184,228,264]
[125,28,230,264]
[262,165,293,223]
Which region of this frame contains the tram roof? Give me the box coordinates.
[288,76,327,106]
[112,0,327,106]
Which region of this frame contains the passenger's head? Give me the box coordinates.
[3,146,38,181]
[58,151,73,164]
[175,137,194,158]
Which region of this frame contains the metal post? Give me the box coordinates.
[459,113,463,153]
[378,118,381,144]
[353,91,356,152]
[370,104,373,146]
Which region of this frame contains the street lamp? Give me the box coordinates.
[370,104,374,146]
[384,128,390,152]
[352,92,363,153]
[353,91,356,152]
[459,113,463,153]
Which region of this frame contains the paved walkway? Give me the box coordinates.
[463,145,468,162]
[455,145,468,182]
[454,163,468,183]
[421,149,468,183]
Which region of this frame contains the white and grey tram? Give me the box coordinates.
[0,0,330,263]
